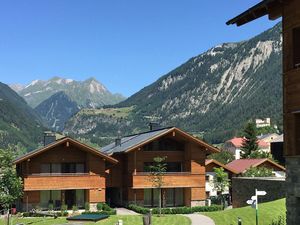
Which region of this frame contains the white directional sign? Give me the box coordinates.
[251,196,257,200]
[256,190,267,196]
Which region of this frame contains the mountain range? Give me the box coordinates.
[10,77,125,108]
[0,82,44,152]
[65,22,283,145]
[1,22,283,150]
[9,77,125,131]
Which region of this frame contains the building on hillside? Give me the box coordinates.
[223,137,269,159]
[226,158,286,177]
[226,0,300,222]
[255,118,271,128]
[271,134,285,165]
[102,126,219,207]
[205,159,238,198]
[257,133,280,144]
[14,133,118,211]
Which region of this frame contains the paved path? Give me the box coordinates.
[185,214,215,225]
[115,208,140,215]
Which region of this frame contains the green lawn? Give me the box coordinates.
[203,198,286,225]
[0,215,191,225]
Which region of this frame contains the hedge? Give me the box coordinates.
[127,204,222,214]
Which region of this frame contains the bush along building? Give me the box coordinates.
[14,127,219,211]
[227,0,300,223]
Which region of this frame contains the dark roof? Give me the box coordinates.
[101,127,173,154]
[101,127,219,155]
[14,137,118,164]
[226,0,283,26]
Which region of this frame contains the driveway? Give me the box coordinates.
[185,214,215,225]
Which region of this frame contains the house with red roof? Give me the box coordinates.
[223,137,270,159]
[226,158,285,177]
[205,159,238,198]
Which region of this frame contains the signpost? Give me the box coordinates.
[246,189,267,225]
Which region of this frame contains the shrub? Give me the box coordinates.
[72,205,78,212]
[127,204,222,214]
[102,203,112,211]
[48,203,54,210]
[102,209,117,215]
[84,202,90,211]
[128,204,150,214]
[61,204,68,212]
[97,202,104,211]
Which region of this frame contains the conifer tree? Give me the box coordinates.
[241,122,259,158]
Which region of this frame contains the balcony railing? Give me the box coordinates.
[23,173,104,191]
[132,172,204,189]
[29,173,89,177]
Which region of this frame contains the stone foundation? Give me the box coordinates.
[89,203,97,212]
[191,200,206,207]
[286,156,300,224]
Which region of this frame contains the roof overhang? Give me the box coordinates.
[226,0,284,26]
[125,127,220,154]
[14,137,118,164]
[206,159,239,174]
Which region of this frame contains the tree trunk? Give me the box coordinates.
[158,188,162,217]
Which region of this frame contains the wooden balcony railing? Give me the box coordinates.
[132,172,204,189]
[23,174,104,191]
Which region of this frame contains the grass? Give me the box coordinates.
[79,107,134,118]
[0,215,191,225]
[203,198,286,225]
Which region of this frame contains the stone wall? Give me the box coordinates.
[286,156,300,224]
[232,177,285,208]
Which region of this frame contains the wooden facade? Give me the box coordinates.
[105,127,219,207]
[15,138,117,210]
[15,128,218,210]
[227,0,300,223]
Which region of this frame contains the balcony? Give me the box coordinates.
[132,172,204,189]
[23,173,105,191]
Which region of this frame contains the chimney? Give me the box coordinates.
[115,138,121,147]
[149,122,161,131]
[44,131,56,146]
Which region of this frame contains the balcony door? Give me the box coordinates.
[144,188,184,207]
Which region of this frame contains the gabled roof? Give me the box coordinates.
[226,0,283,26]
[205,159,238,174]
[101,127,219,155]
[226,137,269,149]
[14,137,118,164]
[226,158,285,174]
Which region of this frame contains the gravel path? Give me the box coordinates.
[185,214,216,225]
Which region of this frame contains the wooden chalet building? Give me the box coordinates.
[102,126,219,207]
[227,0,300,223]
[14,133,118,211]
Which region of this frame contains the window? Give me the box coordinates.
[144,189,152,207]
[40,190,61,208]
[76,190,85,208]
[206,175,210,181]
[143,138,184,151]
[51,163,61,173]
[293,27,300,68]
[41,164,51,173]
[40,191,51,208]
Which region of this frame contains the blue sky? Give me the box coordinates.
[0,0,280,97]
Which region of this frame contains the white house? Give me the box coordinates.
[223,137,270,159]
[205,159,238,198]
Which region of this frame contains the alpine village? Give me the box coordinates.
[0,0,299,225]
